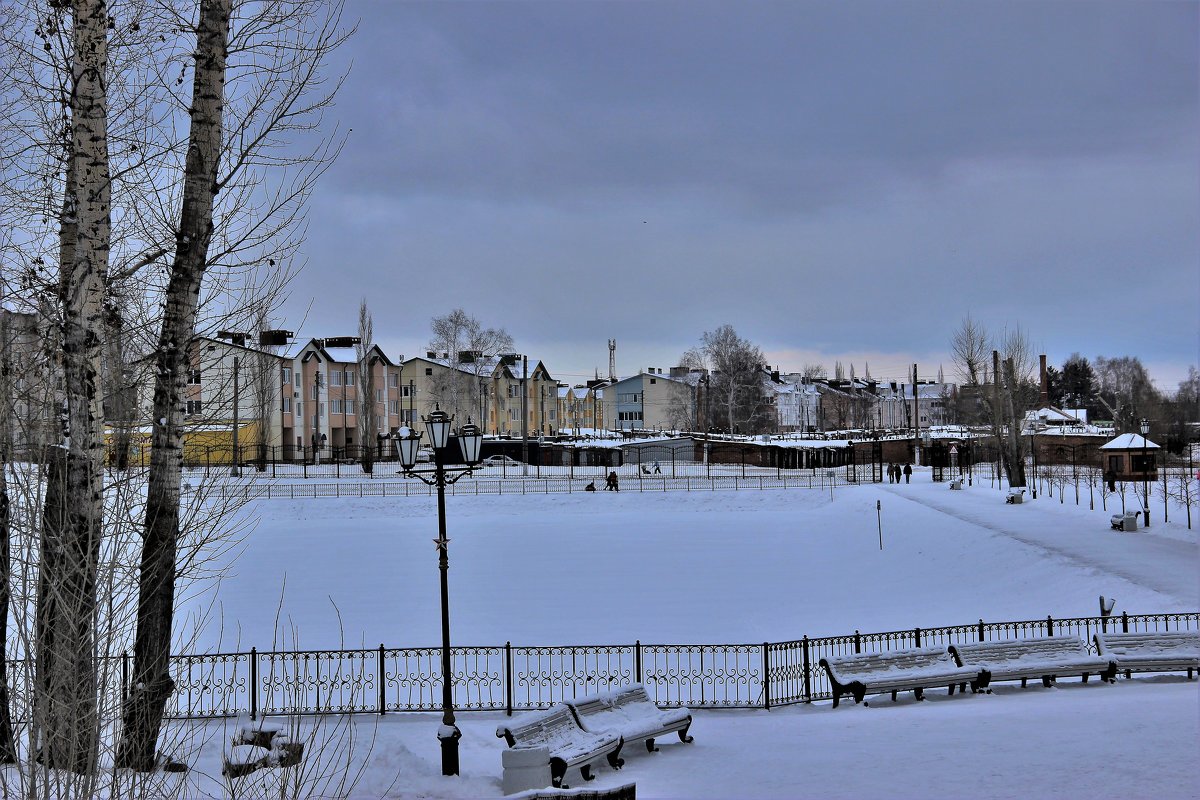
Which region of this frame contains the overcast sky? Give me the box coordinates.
[283,0,1198,390]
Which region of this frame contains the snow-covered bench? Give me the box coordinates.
[947,636,1112,691]
[1094,631,1200,681]
[818,646,978,708]
[496,704,624,788]
[566,684,693,754]
[1005,488,1026,504]
[949,478,964,490]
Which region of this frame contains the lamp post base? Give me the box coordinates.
[438,723,462,776]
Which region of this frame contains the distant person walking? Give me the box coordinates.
[903,463,912,484]
[605,470,620,491]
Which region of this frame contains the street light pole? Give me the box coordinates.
[394,410,483,777]
[1140,418,1151,527]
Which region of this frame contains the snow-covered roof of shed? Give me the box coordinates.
[1100,434,1160,450]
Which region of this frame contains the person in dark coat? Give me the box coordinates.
[605,471,619,491]
[585,481,596,492]
[1104,470,1116,492]
[888,463,896,483]
[903,463,912,484]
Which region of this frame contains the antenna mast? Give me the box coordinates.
[608,339,617,382]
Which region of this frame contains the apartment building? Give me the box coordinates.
[608,370,691,432]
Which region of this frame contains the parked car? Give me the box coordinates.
[480,455,521,467]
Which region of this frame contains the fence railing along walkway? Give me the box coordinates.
[189,472,856,500]
[152,611,1197,721]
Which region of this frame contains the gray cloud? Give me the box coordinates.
[289,0,1199,389]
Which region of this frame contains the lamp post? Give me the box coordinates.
[1140,418,1150,527]
[394,407,483,777]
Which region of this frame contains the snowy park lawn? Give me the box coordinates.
[174,469,1199,798]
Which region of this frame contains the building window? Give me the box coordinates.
[282,367,291,384]
[618,411,643,422]
[376,388,383,402]
[185,400,202,415]
[332,399,344,414]
[509,409,520,422]
[187,369,201,385]
[331,370,342,387]
[296,401,302,417]
[508,385,520,398]
[389,373,398,388]
[344,370,355,386]
[282,397,292,413]
[346,400,356,415]
[425,368,433,376]
[311,385,319,400]
[388,400,399,414]
[318,402,324,418]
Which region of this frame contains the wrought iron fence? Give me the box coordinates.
[140,611,1197,720]
[184,471,857,500]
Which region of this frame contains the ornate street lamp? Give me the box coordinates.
[394,406,484,776]
[1140,418,1151,527]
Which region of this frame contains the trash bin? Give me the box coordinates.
[1122,512,1138,532]
[502,746,551,795]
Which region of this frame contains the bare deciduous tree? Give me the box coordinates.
[356,298,377,474]
[427,308,514,425]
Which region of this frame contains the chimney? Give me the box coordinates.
[1039,354,1049,407]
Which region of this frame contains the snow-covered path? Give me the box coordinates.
[880,480,1199,605]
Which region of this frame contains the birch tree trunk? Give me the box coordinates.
[116,0,232,771]
[33,0,111,774]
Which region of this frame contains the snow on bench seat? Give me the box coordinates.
[819,646,978,708]
[566,684,693,753]
[1094,631,1200,680]
[947,636,1112,690]
[496,704,624,788]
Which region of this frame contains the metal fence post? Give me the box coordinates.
[1046,615,1054,637]
[250,647,258,721]
[978,619,985,642]
[505,641,513,717]
[635,640,642,684]
[761,643,771,709]
[1122,611,1129,633]
[853,630,861,654]
[378,644,386,715]
[801,636,812,702]
[914,627,922,647]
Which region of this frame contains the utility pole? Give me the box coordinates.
[312,369,323,465]
[912,363,920,468]
[521,355,529,475]
[230,355,240,476]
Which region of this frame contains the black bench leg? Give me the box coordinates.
[645,738,658,753]
[891,690,898,702]
[1125,669,1131,680]
[1042,676,1051,688]
[677,723,694,744]
[1021,678,1028,688]
[914,688,924,701]
[551,759,568,789]
[1082,673,1089,683]
[608,750,625,770]
[852,684,866,705]
[580,764,596,782]
[1101,664,1117,683]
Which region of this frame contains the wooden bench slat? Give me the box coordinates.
[567,685,694,753]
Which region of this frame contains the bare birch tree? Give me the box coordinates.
[118,0,351,770]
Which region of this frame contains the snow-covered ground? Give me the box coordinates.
[168,468,1198,798]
